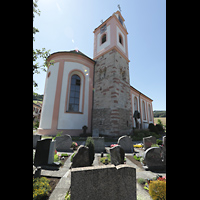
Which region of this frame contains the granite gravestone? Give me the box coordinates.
[143,147,166,170]
[110,145,125,166]
[143,136,156,150]
[71,145,90,168]
[93,137,105,153]
[71,165,136,200]
[33,134,41,149]
[55,134,72,152]
[118,135,134,153]
[34,139,56,166]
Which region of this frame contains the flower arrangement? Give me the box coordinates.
[110,144,118,148]
[71,142,78,149]
[133,144,143,148]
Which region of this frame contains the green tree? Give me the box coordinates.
[33,0,50,87]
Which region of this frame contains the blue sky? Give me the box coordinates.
[33,0,166,111]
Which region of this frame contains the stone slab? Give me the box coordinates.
[71,164,136,200]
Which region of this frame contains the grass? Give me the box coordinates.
[154,117,166,126]
[33,100,43,104]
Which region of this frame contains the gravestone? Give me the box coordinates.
[93,137,105,153]
[110,145,125,166]
[163,136,166,148]
[34,139,56,166]
[143,147,166,170]
[162,136,166,162]
[71,145,90,168]
[143,136,156,150]
[71,164,136,200]
[118,135,134,153]
[92,129,99,137]
[33,134,41,149]
[55,134,72,152]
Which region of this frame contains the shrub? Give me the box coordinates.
[151,144,159,147]
[156,124,164,132]
[149,180,166,200]
[70,152,76,162]
[54,154,59,162]
[148,123,158,134]
[133,154,142,161]
[150,132,160,139]
[85,137,95,165]
[61,153,69,157]
[156,139,163,145]
[137,178,146,185]
[33,177,51,200]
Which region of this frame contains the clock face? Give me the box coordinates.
[100,24,107,34]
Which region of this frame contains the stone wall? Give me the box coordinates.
[92,49,132,136]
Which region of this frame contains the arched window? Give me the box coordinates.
[101,34,106,44]
[142,101,146,120]
[68,75,81,112]
[148,104,152,121]
[119,34,123,45]
[134,97,138,111]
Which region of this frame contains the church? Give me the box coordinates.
[37,10,154,137]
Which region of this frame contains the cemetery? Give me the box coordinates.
[33,132,166,200]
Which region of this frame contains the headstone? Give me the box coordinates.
[71,145,90,168]
[110,145,125,166]
[34,139,54,166]
[71,164,136,200]
[92,129,99,137]
[143,147,166,170]
[163,136,166,148]
[118,135,134,153]
[143,136,156,150]
[55,134,72,152]
[162,136,166,162]
[34,166,41,178]
[93,137,105,153]
[33,134,41,149]
[48,140,56,164]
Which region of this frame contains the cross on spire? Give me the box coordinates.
[118,4,121,12]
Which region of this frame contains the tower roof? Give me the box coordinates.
[93,10,128,34]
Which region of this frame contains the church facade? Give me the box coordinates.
[37,11,154,137]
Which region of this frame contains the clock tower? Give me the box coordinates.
[92,11,132,137]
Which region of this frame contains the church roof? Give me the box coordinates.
[130,85,153,101]
[48,50,96,63]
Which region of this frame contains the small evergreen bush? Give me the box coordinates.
[148,123,159,134]
[85,137,95,165]
[149,180,166,200]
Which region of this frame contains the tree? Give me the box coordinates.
[33,0,50,87]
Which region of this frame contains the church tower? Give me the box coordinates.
[92,10,132,137]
